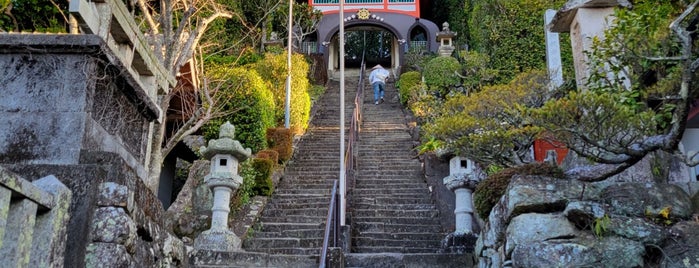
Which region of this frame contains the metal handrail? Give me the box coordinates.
[319,180,340,268]
[319,58,365,268]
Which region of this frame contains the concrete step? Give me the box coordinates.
[253,229,325,239]
[353,232,445,241]
[354,222,443,233]
[345,253,475,267]
[350,246,439,254]
[258,215,327,223]
[243,246,321,255]
[254,222,323,233]
[262,207,329,217]
[352,209,438,218]
[352,216,441,226]
[353,196,434,205]
[352,237,442,248]
[190,250,319,268]
[351,187,430,196]
[352,203,437,210]
[244,237,323,249]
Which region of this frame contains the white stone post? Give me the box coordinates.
[194,122,251,251]
[544,9,563,88]
[453,187,474,233]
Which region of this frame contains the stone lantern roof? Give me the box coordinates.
[199,122,252,161]
[548,0,632,32]
[436,22,457,40]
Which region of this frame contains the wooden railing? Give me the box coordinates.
[0,167,72,267]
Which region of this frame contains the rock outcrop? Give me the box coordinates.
[476,175,699,267]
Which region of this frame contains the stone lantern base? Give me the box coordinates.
[194,229,241,252]
[440,231,477,254]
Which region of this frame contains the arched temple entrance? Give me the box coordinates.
[325,26,401,72]
[314,8,439,77]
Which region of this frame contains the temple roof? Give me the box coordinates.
[548,0,632,32]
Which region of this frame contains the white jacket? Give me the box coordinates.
[369,68,390,84]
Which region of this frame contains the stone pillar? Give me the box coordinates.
[194,122,252,251]
[441,156,480,253]
[544,9,563,88]
[436,22,457,57]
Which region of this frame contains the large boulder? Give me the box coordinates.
[503,175,586,220]
[511,235,644,268]
[164,160,212,239]
[662,221,699,267]
[505,213,579,257]
[601,182,692,219]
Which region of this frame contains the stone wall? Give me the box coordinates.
[0,35,185,267]
[476,175,699,267]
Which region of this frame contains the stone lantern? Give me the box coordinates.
[436,22,457,57]
[194,122,251,251]
[441,156,480,253]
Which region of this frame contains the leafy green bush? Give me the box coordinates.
[466,0,571,83]
[423,56,461,98]
[0,0,68,32]
[266,127,293,164]
[202,67,276,152]
[473,163,565,220]
[425,69,552,168]
[255,53,312,133]
[251,158,274,196]
[230,159,258,211]
[397,71,422,105]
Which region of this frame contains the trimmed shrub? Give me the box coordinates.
[423,56,461,98]
[251,158,275,196]
[267,127,293,163]
[255,53,312,132]
[397,71,422,105]
[256,149,279,166]
[473,163,565,220]
[202,67,276,152]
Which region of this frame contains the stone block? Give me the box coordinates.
[601,182,692,219]
[503,175,586,221]
[97,182,134,211]
[193,229,241,252]
[563,200,607,228]
[85,242,132,268]
[89,207,136,245]
[608,216,667,245]
[505,213,578,257]
[0,198,38,267]
[30,175,72,268]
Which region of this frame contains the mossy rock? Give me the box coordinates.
[473,163,565,220]
[690,190,699,215]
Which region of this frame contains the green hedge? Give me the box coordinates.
[255,53,312,133]
[202,67,276,152]
[397,71,422,105]
[423,56,461,98]
[251,158,274,196]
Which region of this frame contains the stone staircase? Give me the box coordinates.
[240,79,356,264]
[231,78,473,267]
[344,82,473,267]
